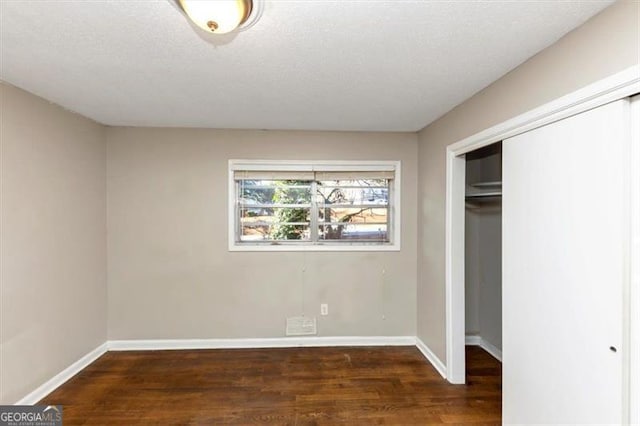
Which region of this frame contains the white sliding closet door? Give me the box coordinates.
[502,99,629,424]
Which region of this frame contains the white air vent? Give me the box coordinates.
[286,316,317,336]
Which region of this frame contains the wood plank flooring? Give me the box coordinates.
[40,346,501,425]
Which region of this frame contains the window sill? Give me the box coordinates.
[228,242,401,252]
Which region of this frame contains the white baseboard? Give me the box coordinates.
[465,335,482,345]
[415,337,447,379]
[465,335,502,362]
[15,342,108,405]
[108,335,416,351]
[15,336,444,405]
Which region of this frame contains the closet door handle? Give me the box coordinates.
[609,346,617,353]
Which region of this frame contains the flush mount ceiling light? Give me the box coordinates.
[177,0,263,35]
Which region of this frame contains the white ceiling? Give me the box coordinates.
[0,0,614,132]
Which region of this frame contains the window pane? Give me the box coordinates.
[239,180,275,204]
[241,224,311,241]
[319,224,388,241]
[240,180,312,206]
[240,207,310,241]
[316,180,389,206]
[272,182,312,204]
[317,207,388,224]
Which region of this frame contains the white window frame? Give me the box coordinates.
[228,159,401,252]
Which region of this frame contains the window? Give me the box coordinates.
[228,160,401,251]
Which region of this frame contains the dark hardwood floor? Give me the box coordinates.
[40,346,501,425]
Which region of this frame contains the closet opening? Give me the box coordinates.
[464,142,502,369]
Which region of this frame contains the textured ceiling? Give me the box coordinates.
[0,0,614,132]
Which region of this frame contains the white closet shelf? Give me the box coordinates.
[470,181,502,188]
[466,181,502,199]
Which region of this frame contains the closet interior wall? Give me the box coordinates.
[465,144,502,357]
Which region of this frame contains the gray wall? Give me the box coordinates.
[466,209,502,350]
[0,84,107,404]
[464,210,480,335]
[417,0,640,361]
[106,128,418,340]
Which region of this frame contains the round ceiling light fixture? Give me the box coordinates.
[177,0,263,35]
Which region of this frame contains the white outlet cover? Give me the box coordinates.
[320,304,328,316]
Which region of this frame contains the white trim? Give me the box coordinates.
[228,160,236,252]
[448,65,640,155]
[445,151,467,384]
[228,159,402,252]
[465,335,482,345]
[415,338,447,379]
[479,341,502,362]
[14,343,108,405]
[621,98,632,426]
[630,95,640,425]
[229,159,399,172]
[227,243,400,252]
[465,335,502,362]
[13,336,456,403]
[108,336,416,351]
[445,65,640,391]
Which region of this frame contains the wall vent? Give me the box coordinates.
[286,316,317,336]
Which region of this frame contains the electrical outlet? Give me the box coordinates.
[320,303,329,316]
